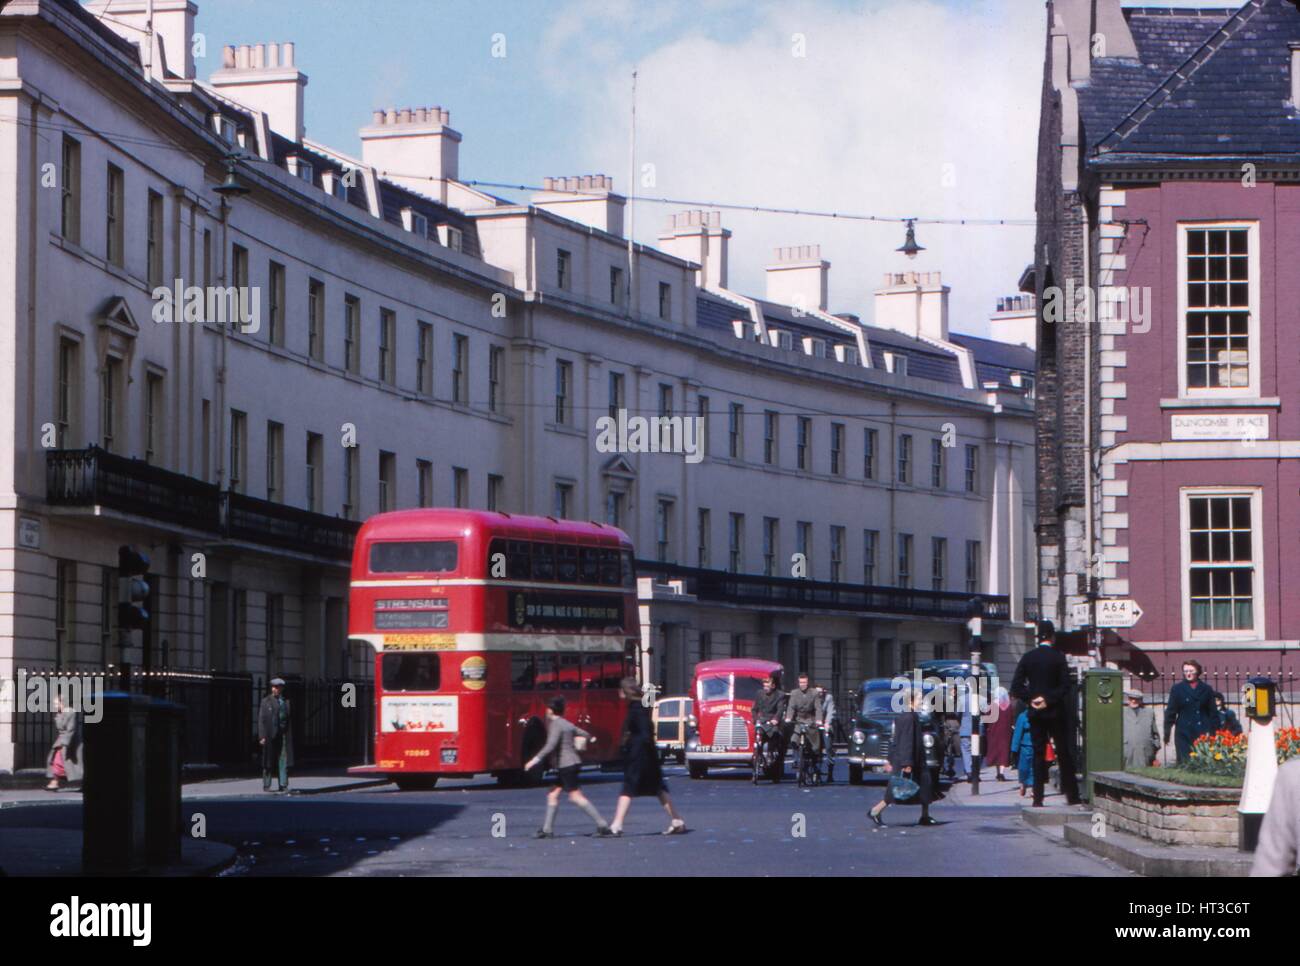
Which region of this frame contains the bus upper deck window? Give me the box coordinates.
[599,549,621,585]
[533,542,555,580]
[506,540,531,579]
[370,540,458,574]
[556,545,578,583]
[579,547,600,584]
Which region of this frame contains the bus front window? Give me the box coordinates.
[370,541,458,574]
[382,653,441,692]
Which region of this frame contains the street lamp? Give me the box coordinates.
[966,596,985,796]
[896,219,925,260]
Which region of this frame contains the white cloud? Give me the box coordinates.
[541,0,1047,336]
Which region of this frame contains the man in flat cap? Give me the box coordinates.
[1122,688,1160,769]
[258,677,293,792]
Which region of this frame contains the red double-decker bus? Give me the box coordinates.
[347,509,638,788]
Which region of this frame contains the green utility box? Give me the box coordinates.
[1083,669,1124,802]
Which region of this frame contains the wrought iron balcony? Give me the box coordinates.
[46,448,358,561]
[636,559,1012,622]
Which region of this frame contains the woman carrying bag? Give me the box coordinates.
[868,687,937,827]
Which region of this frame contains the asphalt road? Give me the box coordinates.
[0,765,1128,876]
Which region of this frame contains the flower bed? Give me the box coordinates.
[1092,772,1241,848]
[1184,725,1300,780]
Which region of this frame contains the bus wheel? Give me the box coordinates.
[688,762,708,780]
[393,775,439,791]
[848,764,864,785]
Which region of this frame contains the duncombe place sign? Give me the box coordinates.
[1170,412,1268,442]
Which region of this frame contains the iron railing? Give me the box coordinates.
[636,559,1011,621]
[9,664,373,772]
[46,448,359,560]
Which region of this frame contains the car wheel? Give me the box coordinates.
[849,764,864,785]
[688,762,708,780]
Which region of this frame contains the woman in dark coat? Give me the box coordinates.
[868,688,937,827]
[984,687,1014,780]
[608,678,686,836]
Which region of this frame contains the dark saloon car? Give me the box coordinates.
[847,677,945,785]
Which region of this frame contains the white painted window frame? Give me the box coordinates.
[1179,486,1264,642]
[1176,220,1260,399]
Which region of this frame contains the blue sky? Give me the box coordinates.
[140,0,1229,336]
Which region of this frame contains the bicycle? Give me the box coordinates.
[751,721,784,784]
[791,723,823,787]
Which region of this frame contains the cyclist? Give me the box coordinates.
[784,673,823,772]
[816,685,837,782]
[751,675,787,764]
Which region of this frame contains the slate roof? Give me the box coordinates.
[1088,0,1300,162]
[950,333,1036,388]
[696,292,750,332]
[1078,7,1235,149]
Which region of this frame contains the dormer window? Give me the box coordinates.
[322,169,349,199]
[437,224,463,252]
[768,329,793,351]
[212,114,236,145]
[834,345,860,366]
[401,207,429,238]
[803,337,826,359]
[287,156,314,183]
[885,352,908,377]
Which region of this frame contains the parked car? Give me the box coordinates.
[846,678,906,784]
[653,695,693,764]
[684,658,784,779]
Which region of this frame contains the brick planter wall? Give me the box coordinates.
[1092,772,1242,848]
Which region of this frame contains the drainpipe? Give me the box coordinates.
[1082,202,1098,663]
[215,196,229,490]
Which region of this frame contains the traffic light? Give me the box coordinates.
[117,545,150,630]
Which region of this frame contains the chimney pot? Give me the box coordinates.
[253,43,265,68]
[222,45,236,68]
[268,42,280,67]
[283,42,295,66]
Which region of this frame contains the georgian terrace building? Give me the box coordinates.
[0,0,1034,770]
[1034,0,1300,690]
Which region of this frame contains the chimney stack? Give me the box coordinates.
[532,175,627,236]
[210,42,309,142]
[85,0,198,81]
[359,106,461,202]
[765,245,829,313]
[658,211,730,288]
[872,270,950,341]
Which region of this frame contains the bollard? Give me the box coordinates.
[145,699,184,865]
[82,692,149,873]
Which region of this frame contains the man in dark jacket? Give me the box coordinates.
[752,675,787,754]
[1163,661,1219,763]
[1009,622,1081,807]
[258,677,293,792]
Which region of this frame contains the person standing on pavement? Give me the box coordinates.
[258,677,293,793]
[1009,621,1081,807]
[1251,757,1300,876]
[608,678,686,836]
[1122,689,1161,769]
[524,697,611,838]
[984,687,1013,782]
[1163,660,1219,764]
[868,687,937,827]
[44,695,83,792]
[1009,704,1035,796]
